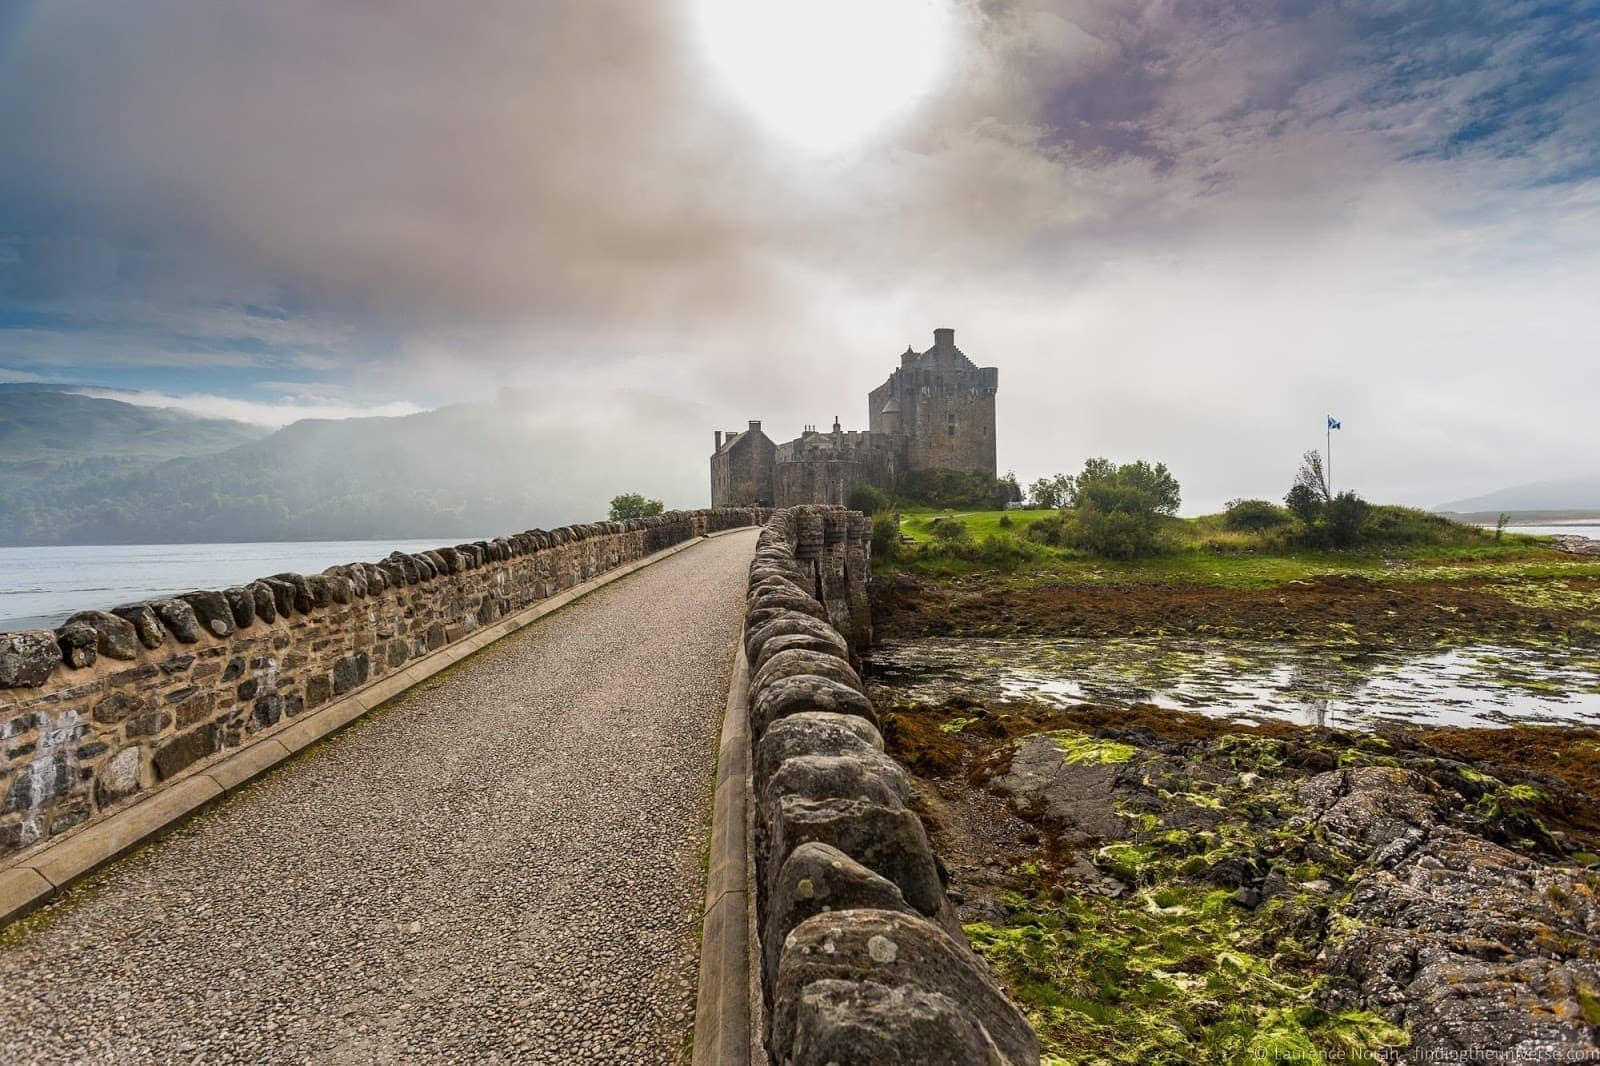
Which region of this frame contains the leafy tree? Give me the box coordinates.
[1028,474,1072,509]
[1065,458,1180,516]
[870,513,902,559]
[1073,480,1163,558]
[608,492,665,521]
[999,471,1024,507]
[847,484,889,515]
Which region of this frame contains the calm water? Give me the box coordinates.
[868,636,1600,731]
[0,540,470,631]
[1502,524,1600,537]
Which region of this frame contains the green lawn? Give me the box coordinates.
[879,508,1600,590]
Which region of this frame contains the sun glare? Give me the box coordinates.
[691,0,952,153]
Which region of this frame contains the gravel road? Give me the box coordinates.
[0,529,758,1064]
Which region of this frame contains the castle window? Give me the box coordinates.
[947,413,957,437]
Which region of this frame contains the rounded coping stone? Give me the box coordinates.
[751,649,864,702]
[751,675,878,740]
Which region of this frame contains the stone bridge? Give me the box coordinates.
[0,506,1036,1063]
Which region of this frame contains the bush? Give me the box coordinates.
[1324,492,1371,548]
[870,513,901,559]
[1024,513,1073,547]
[1072,503,1159,559]
[928,516,972,544]
[1223,498,1293,532]
[1284,484,1323,526]
[848,484,889,515]
[998,513,1013,528]
[977,531,1040,567]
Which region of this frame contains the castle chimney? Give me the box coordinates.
[748,420,762,434]
[832,415,841,433]
[934,327,955,348]
[715,430,723,450]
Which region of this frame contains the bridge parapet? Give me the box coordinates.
[740,506,1039,1063]
[0,508,767,862]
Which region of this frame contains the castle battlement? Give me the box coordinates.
[710,328,998,508]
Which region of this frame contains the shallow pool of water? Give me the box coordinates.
[866,636,1600,731]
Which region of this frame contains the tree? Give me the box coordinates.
[1061,458,1181,516]
[1028,474,1072,509]
[998,471,1024,507]
[1294,450,1331,503]
[1073,480,1163,558]
[847,484,889,515]
[608,492,665,521]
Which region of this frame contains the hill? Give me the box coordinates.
[0,385,267,463]
[0,391,708,545]
[1436,476,1600,514]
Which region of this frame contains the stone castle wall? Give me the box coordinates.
[742,506,1037,1061]
[0,508,766,861]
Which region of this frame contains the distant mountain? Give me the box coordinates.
[1436,477,1600,514]
[0,390,709,545]
[0,385,267,463]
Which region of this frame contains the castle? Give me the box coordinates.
[710,328,998,508]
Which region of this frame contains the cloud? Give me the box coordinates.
[67,387,424,428]
[0,1,1596,510]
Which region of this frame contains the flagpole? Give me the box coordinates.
[1327,418,1332,498]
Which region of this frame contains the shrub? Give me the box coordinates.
[977,531,1040,568]
[1024,512,1075,547]
[1072,503,1159,559]
[1324,492,1371,548]
[998,513,1013,528]
[1284,484,1323,526]
[928,516,972,544]
[1223,498,1293,532]
[870,513,901,559]
[848,484,889,515]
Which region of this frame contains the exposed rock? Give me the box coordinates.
[989,734,1131,844]
[773,910,1039,1066]
[179,590,236,638]
[93,691,151,725]
[56,622,98,669]
[0,630,61,687]
[95,747,143,806]
[152,724,221,781]
[63,610,141,661]
[766,843,920,994]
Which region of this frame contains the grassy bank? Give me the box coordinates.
[880,507,1600,591]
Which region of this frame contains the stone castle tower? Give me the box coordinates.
[866,327,998,477]
[710,328,998,508]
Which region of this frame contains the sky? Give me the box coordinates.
[1,0,1597,512]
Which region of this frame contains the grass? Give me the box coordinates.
[878,508,1600,590]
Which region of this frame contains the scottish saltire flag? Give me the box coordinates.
[1327,416,1341,430]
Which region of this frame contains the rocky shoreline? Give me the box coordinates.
[876,698,1600,1062]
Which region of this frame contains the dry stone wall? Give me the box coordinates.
[744,506,1039,1064]
[0,508,765,859]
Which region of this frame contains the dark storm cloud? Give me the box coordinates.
[0,0,1596,508]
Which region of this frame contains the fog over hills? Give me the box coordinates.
[1436,478,1600,515]
[0,385,268,463]
[0,386,714,545]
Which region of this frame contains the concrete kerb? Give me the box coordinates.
[0,529,753,929]
[693,639,755,1065]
